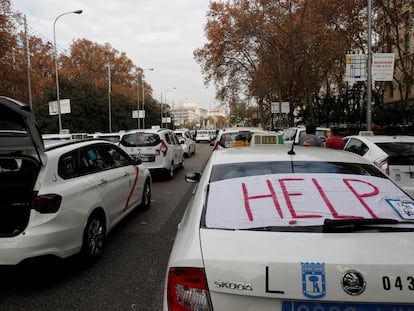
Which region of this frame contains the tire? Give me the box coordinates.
[80,211,106,264]
[140,179,151,211]
[180,157,185,169]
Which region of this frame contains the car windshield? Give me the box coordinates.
[120,132,161,147]
[204,161,413,232]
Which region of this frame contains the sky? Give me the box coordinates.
[11,0,218,110]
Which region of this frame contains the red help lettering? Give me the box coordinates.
[343,178,379,218]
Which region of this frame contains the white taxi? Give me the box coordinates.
[164,144,414,310]
[0,96,152,265]
[118,128,184,179]
[343,133,414,197]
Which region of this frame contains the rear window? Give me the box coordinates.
[376,142,414,156]
[204,161,412,232]
[210,161,385,182]
[120,132,161,147]
[217,131,255,148]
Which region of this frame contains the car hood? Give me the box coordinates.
[200,228,414,304]
[0,96,45,165]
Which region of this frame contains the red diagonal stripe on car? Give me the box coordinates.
[124,165,140,211]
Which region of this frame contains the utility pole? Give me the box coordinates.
[366,0,373,130]
[24,16,33,110]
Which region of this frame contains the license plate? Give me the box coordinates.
[282,301,414,311]
[140,155,155,162]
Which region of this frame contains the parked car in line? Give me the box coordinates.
[88,131,125,143]
[174,129,196,157]
[195,129,213,143]
[0,96,152,265]
[282,126,331,145]
[118,128,184,179]
[164,144,414,310]
[210,127,272,150]
[343,132,414,197]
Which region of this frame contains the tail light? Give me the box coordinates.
[167,267,212,311]
[160,140,168,157]
[377,158,389,175]
[34,194,62,213]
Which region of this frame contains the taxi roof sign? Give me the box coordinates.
[250,133,283,146]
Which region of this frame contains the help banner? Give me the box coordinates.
[205,173,413,229]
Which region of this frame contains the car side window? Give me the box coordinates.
[345,138,368,156]
[79,146,112,173]
[59,151,79,179]
[172,133,179,145]
[164,132,172,144]
[106,145,132,167]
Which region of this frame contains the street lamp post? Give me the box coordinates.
[138,68,154,129]
[163,87,176,128]
[53,9,82,133]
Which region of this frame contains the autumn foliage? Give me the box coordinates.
[0,0,156,133]
[194,0,368,126]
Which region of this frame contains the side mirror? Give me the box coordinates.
[133,156,142,165]
[185,171,202,183]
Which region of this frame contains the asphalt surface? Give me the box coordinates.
[0,142,213,311]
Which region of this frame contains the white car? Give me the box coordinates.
[210,127,273,150]
[174,129,196,158]
[88,131,125,143]
[282,126,331,145]
[118,128,184,179]
[0,96,152,265]
[344,133,414,197]
[164,145,414,310]
[195,129,213,143]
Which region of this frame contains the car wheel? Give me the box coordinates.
[81,211,106,263]
[180,157,184,169]
[140,179,151,211]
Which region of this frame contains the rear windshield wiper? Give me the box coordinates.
[323,218,414,233]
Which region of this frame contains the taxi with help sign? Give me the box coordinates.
[164,145,414,311]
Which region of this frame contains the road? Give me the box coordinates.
[0,142,213,311]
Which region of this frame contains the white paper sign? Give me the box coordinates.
[372,53,394,81]
[205,173,413,229]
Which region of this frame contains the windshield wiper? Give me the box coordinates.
[323,218,414,233]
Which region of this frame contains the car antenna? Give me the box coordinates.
[288,142,295,155]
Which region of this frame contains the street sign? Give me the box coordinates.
[48,99,71,115]
[344,54,367,81]
[132,110,146,118]
[271,102,289,114]
[372,53,394,81]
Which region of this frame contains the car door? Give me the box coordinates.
[80,143,137,224]
[165,131,183,168]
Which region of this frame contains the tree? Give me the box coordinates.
[195,0,367,126]
[374,0,414,125]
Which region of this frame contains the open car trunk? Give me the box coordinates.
[0,96,45,237]
[0,156,40,237]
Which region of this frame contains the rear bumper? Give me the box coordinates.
[0,224,83,265]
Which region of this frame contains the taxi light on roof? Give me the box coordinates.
[250,133,283,145]
[359,130,374,136]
